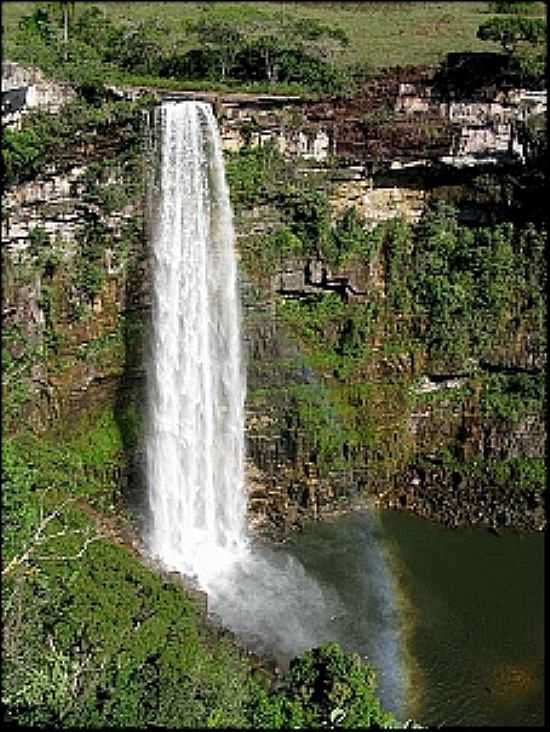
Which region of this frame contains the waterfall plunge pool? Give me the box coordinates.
[283,509,544,727]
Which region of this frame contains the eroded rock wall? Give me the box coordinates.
[3,66,545,536]
[2,119,150,433]
[2,61,76,128]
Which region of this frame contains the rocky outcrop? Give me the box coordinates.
[238,188,545,537]
[2,61,76,128]
[376,463,546,533]
[2,123,149,433]
[5,60,545,229]
[2,167,139,251]
[244,357,546,539]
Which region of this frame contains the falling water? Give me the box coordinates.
[144,99,407,719]
[145,100,248,578]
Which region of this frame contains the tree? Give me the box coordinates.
[239,14,348,84]
[477,16,546,55]
[18,5,56,44]
[257,34,288,83]
[240,14,299,83]
[488,1,540,14]
[72,5,119,60]
[111,19,167,76]
[290,16,349,67]
[185,18,245,80]
[58,1,75,62]
[251,643,399,728]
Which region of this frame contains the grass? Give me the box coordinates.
[4,1,544,71]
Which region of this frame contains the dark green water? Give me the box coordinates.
[285,509,545,727]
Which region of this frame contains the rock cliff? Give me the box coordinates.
[2,62,545,536]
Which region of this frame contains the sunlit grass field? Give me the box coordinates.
[5,1,541,69]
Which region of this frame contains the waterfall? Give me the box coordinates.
[145,100,247,578]
[143,101,406,719]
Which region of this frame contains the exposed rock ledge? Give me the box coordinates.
[245,460,546,543]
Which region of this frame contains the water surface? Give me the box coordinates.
[286,509,544,727]
[380,509,544,727]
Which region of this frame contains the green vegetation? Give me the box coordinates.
[477,15,546,54]
[373,203,546,368]
[238,182,546,372]
[2,94,149,187]
[2,200,145,428]
[2,424,257,726]
[2,86,148,431]
[231,135,546,487]
[225,141,293,211]
[3,1,546,101]
[421,448,546,493]
[251,643,398,728]
[226,143,381,277]
[4,2,365,97]
[480,371,546,423]
[2,405,400,727]
[476,3,547,86]
[3,1,544,96]
[488,0,542,15]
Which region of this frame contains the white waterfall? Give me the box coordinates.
[143,101,406,720]
[145,100,248,578]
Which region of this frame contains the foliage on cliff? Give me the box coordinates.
[2,94,151,187]
[228,140,546,498]
[2,407,400,728]
[229,145,546,372]
[274,201,546,460]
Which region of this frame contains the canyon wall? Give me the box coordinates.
[3,62,545,535]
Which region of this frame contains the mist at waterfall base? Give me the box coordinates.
[144,100,406,718]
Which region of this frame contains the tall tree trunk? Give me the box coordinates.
[63,5,68,62]
[264,49,273,83]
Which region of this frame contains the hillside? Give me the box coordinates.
[4,2,507,70]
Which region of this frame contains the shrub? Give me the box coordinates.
[225,141,289,209]
[488,1,541,15]
[278,187,331,258]
[251,643,399,728]
[477,16,546,55]
[2,96,148,187]
[326,207,372,266]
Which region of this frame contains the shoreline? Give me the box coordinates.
[248,479,546,543]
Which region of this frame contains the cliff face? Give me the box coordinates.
[3,63,546,535]
[239,251,545,537]
[2,61,76,127]
[2,97,150,433]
